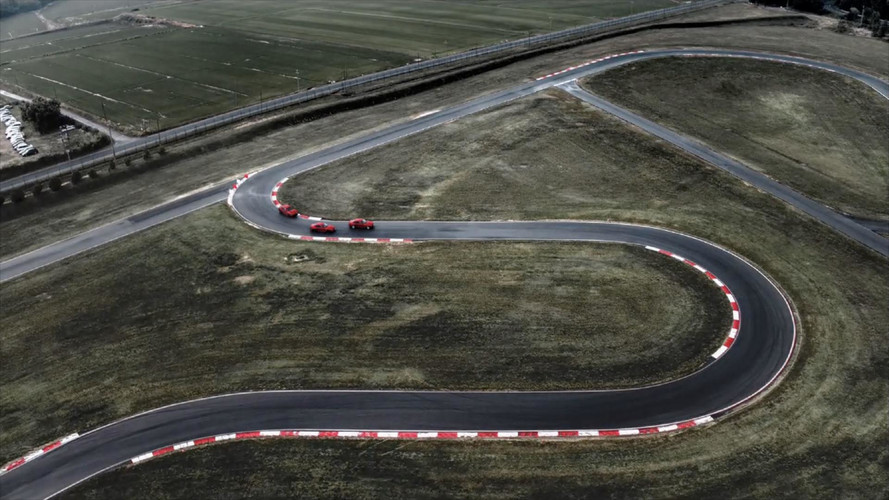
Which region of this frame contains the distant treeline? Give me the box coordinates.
[752,0,888,17]
[0,0,54,19]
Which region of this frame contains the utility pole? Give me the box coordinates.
[100,101,115,159]
[59,125,74,161]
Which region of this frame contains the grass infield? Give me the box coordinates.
[582,57,889,220]
[0,204,731,461]
[69,90,889,499]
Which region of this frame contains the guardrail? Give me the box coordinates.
[0,0,735,195]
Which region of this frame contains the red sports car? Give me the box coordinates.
[278,204,298,217]
[310,222,336,233]
[349,218,375,230]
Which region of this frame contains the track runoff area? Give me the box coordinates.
[7,47,889,499]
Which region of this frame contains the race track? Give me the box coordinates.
[3,48,888,499]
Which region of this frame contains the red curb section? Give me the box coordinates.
[129,418,715,466]
[0,433,79,475]
[534,51,645,81]
[645,246,741,359]
[266,176,413,244]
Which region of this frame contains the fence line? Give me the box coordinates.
[0,0,734,194]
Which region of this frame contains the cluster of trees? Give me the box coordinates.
[835,0,889,18]
[0,0,53,19]
[751,0,825,14]
[21,97,63,134]
[753,0,887,37]
[838,0,889,36]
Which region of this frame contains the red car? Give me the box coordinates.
[278,204,298,217]
[349,218,375,230]
[310,222,336,233]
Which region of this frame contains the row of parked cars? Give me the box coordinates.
[278,203,374,232]
[1,105,37,157]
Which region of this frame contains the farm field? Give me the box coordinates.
[582,57,889,220]
[0,0,162,40]
[3,11,887,261]
[57,79,889,499]
[0,0,674,132]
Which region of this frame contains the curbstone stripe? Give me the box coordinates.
[0,433,79,475]
[130,416,715,466]
[534,51,645,80]
[270,177,412,244]
[644,246,740,359]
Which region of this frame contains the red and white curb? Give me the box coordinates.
[130,416,714,466]
[0,433,79,476]
[226,171,257,206]
[287,235,412,243]
[535,51,645,81]
[645,246,740,359]
[270,177,323,222]
[271,177,412,244]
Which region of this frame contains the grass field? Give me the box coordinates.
[3,13,888,260]
[0,204,731,461]
[0,0,175,40]
[2,12,887,260]
[0,0,673,131]
[582,57,889,220]
[61,89,889,498]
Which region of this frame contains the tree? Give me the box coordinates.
[21,97,63,134]
[88,169,99,179]
[0,0,54,19]
[11,190,25,203]
[49,177,63,191]
[32,183,43,196]
[71,171,83,184]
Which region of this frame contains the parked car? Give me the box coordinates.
[348,218,374,230]
[278,204,298,217]
[309,222,336,233]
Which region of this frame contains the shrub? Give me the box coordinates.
[21,97,63,133]
[89,169,99,179]
[11,190,26,203]
[158,146,167,155]
[0,195,4,205]
[49,177,63,191]
[124,157,132,167]
[108,160,116,171]
[143,150,153,160]
[71,171,83,184]
[32,183,44,196]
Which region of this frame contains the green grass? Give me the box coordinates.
[0,0,674,130]
[87,90,889,498]
[0,204,730,461]
[2,15,887,258]
[581,57,889,220]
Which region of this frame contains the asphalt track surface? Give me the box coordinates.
[2,48,886,283]
[0,49,885,498]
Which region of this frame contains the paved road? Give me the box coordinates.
[0,219,796,500]
[2,49,886,282]
[558,81,889,257]
[0,49,884,498]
